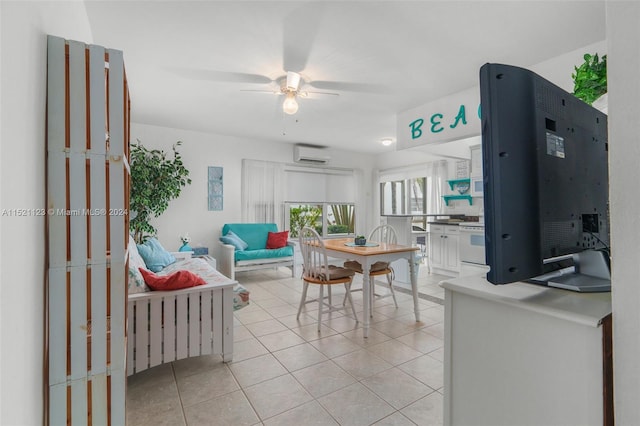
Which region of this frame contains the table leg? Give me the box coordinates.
[362,262,371,338]
[409,255,420,322]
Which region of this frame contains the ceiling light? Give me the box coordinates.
[381,138,394,146]
[283,92,299,115]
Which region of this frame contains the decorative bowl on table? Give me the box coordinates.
[354,236,367,246]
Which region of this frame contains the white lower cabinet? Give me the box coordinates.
[442,277,613,426]
[429,225,460,275]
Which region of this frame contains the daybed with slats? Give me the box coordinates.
[126,248,249,376]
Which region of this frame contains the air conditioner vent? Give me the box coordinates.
[293,145,331,164]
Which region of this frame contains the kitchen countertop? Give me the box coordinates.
[428,221,462,226]
[428,216,482,226]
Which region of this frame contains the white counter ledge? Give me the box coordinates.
[440,275,611,327]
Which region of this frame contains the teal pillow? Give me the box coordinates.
[137,238,176,272]
[220,230,248,251]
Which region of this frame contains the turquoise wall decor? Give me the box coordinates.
[208,166,223,211]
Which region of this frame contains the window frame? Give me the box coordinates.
[284,202,356,238]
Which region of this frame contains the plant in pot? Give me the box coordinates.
[129,140,192,244]
[572,53,607,107]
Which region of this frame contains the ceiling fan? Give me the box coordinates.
[240,71,339,115]
[170,3,390,115]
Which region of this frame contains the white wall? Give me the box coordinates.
[607,2,640,423]
[130,123,376,259]
[0,1,93,424]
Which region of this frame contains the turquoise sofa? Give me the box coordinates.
[217,223,298,280]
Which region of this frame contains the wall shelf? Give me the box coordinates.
[443,195,473,206]
[447,178,470,190]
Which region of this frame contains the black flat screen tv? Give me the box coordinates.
[480,63,611,292]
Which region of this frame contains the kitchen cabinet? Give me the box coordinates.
[429,224,460,275]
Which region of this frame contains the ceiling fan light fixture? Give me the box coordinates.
[283,92,299,115]
[286,71,301,91]
[381,138,394,146]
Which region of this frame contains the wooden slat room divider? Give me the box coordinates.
[46,35,130,425]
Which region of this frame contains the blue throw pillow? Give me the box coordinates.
[136,237,176,272]
[219,230,248,251]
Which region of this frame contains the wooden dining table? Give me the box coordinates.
[322,238,421,337]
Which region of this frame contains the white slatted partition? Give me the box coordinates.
[46,35,130,426]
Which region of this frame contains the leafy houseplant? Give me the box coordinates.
[572,53,607,105]
[130,140,192,243]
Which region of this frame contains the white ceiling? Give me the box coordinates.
[84,1,606,154]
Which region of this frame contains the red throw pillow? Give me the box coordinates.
[266,230,289,249]
[139,268,206,291]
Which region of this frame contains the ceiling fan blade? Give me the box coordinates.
[298,91,339,98]
[240,89,282,95]
[282,3,325,72]
[307,80,393,94]
[168,67,273,84]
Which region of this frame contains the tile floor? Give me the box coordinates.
[127,261,451,426]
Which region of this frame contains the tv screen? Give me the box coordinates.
[480,63,610,292]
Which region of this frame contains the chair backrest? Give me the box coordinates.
[298,226,329,282]
[368,225,398,244]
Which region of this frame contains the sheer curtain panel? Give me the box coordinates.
[241,160,284,225]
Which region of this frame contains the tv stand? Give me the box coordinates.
[548,273,611,292]
[546,250,611,293]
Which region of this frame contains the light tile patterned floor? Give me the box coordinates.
[126,262,451,426]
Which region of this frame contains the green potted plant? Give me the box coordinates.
[572,53,607,106]
[129,140,191,243]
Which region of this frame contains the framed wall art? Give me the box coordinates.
[208,166,223,211]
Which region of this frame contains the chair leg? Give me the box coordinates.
[317,284,324,332]
[345,282,358,322]
[387,272,398,308]
[297,281,309,320]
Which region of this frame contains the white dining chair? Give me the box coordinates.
[297,227,359,331]
[343,224,398,316]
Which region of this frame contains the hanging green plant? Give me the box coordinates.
[572,53,607,105]
[129,140,191,243]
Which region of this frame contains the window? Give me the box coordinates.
[380,177,427,215]
[380,180,406,215]
[409,177,427,214]
[285,202,355,238]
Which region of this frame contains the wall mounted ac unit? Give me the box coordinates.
[293,145,331,164]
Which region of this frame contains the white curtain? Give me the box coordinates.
[241,160,284,226]
[426,160,448,215]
